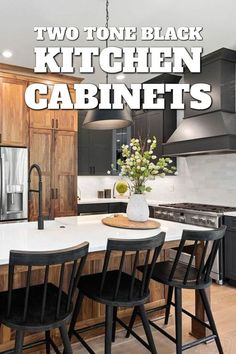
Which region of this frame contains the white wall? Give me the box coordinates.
[78,153,236,206]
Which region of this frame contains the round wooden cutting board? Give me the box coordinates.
[102,215,161,230]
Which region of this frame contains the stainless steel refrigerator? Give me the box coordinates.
[0,147,28,221]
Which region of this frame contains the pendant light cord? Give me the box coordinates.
[105,0,109,84]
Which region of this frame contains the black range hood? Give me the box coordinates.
[163,48,236,156]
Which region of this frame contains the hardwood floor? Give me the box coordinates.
[72,283,236,353]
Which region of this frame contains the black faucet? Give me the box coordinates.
[28,164,44,230]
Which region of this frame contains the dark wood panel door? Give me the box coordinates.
[78,110,113,175]
[132,111,148,140]
[89,129,113,175]
[53,130,77,217]
[78,111,90,175]
[29,128,53,220]
[132,110,164,158]
[0,77,28,146]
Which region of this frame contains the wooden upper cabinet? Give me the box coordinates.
[29,86,78,131]
[29,128,53,220]
[54,90,78,131]
[54,109,78,131]
[53,130,77,217]
[0,77,28,146]
[29,84,54,129]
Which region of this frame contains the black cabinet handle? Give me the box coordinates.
[56,119,58,128]
[89,166,96,175]
[52,119,54,128]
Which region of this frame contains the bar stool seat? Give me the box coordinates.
[79,270,150,306]
[139,260,212,289]
[127,226,226,354]
[0,283,71,329]
[0,243,89,354]
[68,233,166,354]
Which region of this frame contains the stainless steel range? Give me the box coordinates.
[154,203,236,285]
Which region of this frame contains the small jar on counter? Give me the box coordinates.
[104,189,112,198]
[97,191,104,198]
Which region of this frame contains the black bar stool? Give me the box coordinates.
[68,232,166,354]
[0,242,89,354]
[127,226,226,354]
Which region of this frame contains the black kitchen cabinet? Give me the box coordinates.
[132,74,181,160]
[108,202,126,213]
[183,48,236,119]
[78,74,180,175]
[77,202,127,215]
[132,110,164,159]
[78,110,113,175]
[149,206,155,218]
[78,202,154,216]
[224,216,236,286]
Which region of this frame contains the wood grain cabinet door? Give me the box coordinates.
[29,84,54,129]
[29,128,53,220]
[54,91,78,131]
[54,110,78,131]
[53,130,77,217]
[0,77,28,146]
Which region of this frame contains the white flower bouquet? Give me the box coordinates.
[115,137,177,194]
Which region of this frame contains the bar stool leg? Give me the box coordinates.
[105,305,113,354]
[68,291,84,339]
[175,287,182,354]
[60,323,73,354]
[138,304,157,354]
[199,289,224,354]
[165,286,173,325]
[45,330,50,354]
[126,306,138,338]
[15,330,24,354]
[112,307,117,342]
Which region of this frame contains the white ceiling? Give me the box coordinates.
[1,0,236,85]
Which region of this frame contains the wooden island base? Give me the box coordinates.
[0,241,209,353]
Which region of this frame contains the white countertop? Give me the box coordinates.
[78,198,128,204]
[0,215,210,265]
[223,212,236,217]
[78,198,161,207]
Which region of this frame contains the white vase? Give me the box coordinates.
[126,194,149,222]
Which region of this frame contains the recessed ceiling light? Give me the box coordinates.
[2,50,13,58]
[116,74,125,81]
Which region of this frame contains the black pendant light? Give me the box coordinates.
[82,0,133,130]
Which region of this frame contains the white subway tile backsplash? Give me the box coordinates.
[78,153,236,207]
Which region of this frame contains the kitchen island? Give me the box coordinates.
[0,215,210,352]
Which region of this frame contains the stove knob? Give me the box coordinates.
[168,212,174,219]
[207,219,216,227]
[199,218,207,224]
[179,216,186,223]
[191,216,199,223]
